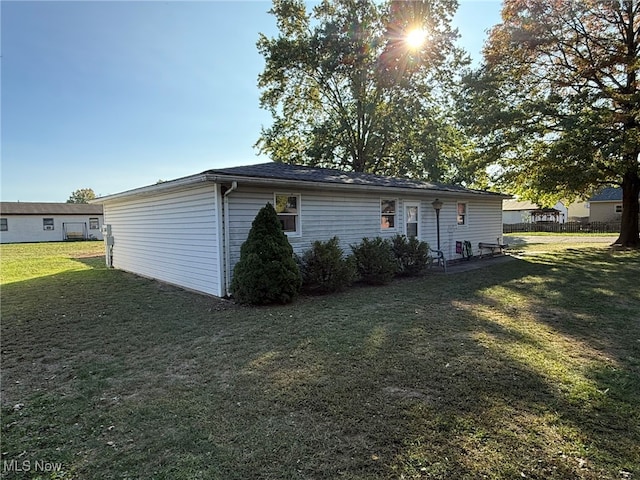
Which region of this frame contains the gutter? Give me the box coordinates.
[90,173,212,204]
[222,181,238,298]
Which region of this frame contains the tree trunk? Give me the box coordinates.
[614,170,640,248]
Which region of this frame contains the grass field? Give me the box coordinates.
[1,240,639,479]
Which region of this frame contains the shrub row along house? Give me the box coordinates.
[93,162,508,298]
[0,202,104,243]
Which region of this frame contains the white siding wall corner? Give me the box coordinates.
[99,182,504,297]
[103,184,222,296]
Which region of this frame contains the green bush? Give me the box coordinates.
[350,237,398,285]
[231,203,302,305]
[391,234,430,276]
[298,237,357,294]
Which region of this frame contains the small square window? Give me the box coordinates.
[43,218,54,230]
[275,194,300,235]
[89,218,99,229]
[457,203,467,226]
[615,204,623,214]
[0,218,7,231]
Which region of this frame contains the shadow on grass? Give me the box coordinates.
[1,247,638,479]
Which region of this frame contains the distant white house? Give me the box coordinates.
[0,202,104,244]
[94,162,509,298]
[502,199,568,224]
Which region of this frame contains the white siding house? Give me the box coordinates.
[94,162,508,298]
[0,202,104,244]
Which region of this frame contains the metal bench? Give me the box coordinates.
[478,242,507,258]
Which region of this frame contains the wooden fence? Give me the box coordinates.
[503,221,619,234]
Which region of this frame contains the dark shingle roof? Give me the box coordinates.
[0,202,104,215]
[204,162,500,196]
[589,187,623,202]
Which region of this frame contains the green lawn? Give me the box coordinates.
[1,241,639,479]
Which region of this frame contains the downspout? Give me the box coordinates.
[222,181,238,297]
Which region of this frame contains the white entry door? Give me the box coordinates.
[404,202,420,239]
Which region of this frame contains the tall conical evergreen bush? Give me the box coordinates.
[231,203,301,305]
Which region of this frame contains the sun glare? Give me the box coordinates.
[405,28,427,49]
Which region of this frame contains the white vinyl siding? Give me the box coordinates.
[442,197,504,260]
[229,189,506,275]
[94,182,504,297]
[226,188,431,276]
[103,184,221,296]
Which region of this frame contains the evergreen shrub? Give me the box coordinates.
[391,234,430,276]
[350,237,398,285]
[231,203,301,305]
[298,237,356,294]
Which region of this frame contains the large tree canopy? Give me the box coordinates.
[256,0,468,181]
[460,0,640,247]
[66,188,96,204]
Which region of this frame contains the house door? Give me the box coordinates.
[404,202,420,239]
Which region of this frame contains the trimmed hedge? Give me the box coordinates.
[298,237,356,294]
[391,234,430,276]
[350,237,398,285]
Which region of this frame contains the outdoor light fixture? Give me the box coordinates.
[432,198,443,250]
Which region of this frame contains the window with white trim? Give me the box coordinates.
[275,194,301,235]
[0,218,7,231]
[381,199,397,230]
[615,204,623,214]
[89,218,99,230]
[457,202,467,226]
[43,218,54,230]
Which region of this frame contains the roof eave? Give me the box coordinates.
[91,173,213,203]
[212,173,508,198]
[93,171,509,203]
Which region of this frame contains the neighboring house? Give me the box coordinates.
[0,202,104,244]
[566,200,590,222]
[502,199,568,224]
[588,187,627,223]
[93,162,508,298]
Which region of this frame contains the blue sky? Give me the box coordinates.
[1,1,502,202]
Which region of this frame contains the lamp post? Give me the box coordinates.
[431,198,443,250]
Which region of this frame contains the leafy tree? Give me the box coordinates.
[66,188,96,204]
[231,203,302,305]
[459,0,640,247]
[256,0,469,181]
